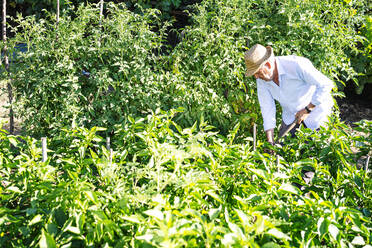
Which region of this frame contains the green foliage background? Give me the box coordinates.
[1,0,370,136]
[8,0,192,19]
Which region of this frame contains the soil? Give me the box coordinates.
[336,83,372,126]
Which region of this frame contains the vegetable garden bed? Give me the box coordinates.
[0,110,371,247]
[0,0,371,247]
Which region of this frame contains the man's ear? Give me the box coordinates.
[264,61,272,69]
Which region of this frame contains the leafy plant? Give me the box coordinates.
[3,2,172,136]
[1,111,371,247]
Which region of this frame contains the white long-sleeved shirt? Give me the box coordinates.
[257,55,334,131]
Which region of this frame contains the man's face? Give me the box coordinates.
[254,63,274,81]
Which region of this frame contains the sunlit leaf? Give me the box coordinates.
[329,224,340,241]
[122,215,144,224]
[317,217,329,240]
[262,242,281,248]
[28,214,43,226]
[7,186,22,193]
[144,209,164,220]
[351,236,365,245]
[278,183,300,195]
[39,229,56,248]
[209,207,221,221]
[65,226,81,235]
[267,228,291,241]
[222,233,237,246]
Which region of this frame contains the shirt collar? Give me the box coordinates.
[275,57,285,78]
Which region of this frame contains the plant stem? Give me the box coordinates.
[253,123,257,151]
[57,0,60,25]
[99,0,104,25]
[2,0,14,134]
[56,0,60,41]
[42,137,47,162]
[365,156,370,173]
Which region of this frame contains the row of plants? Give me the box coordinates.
[0,110,371,247]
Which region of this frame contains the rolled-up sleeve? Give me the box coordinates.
[297,58,334,106]
[257,80,276,131]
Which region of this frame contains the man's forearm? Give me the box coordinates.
[295,102,316,124]
[265,129,274,144]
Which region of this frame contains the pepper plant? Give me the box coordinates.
[1,111,371,247]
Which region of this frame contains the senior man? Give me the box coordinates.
[245,44,334,144]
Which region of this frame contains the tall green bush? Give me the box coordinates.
[351,15,372,95]
[4,3,173,136]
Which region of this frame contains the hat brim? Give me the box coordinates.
[245,46,273,77]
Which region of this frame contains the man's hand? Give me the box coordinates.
[265,129,275,143]
[295,103,315,124]
[295,109,310,124]
[264,129,276,154]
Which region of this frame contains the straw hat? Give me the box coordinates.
[244,44,273,76]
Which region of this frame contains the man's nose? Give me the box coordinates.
[254,73,259,79]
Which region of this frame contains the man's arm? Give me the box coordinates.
[298,58,334,107]
[295,58,333,124]
[257,80,276,142]
[295,102,316,124]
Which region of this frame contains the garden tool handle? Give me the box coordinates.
[275,118,299,143]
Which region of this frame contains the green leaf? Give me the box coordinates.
[267,228,291,241]
[46,223,58,236]
[328,224,340,241]
[206,190,223,203]
[8,137,18,146]
[143,209,164,220]
[354,176,363,187]
[317,217,329,240]
[351,236,365,245]
[249,168,269,180]
[208,207,221,221]
[39,229,56,248]
[29,214,43,226]
[262,242,281,248]
[84,191,98,204]
[65,226,81,235]
[278,183,300,195]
